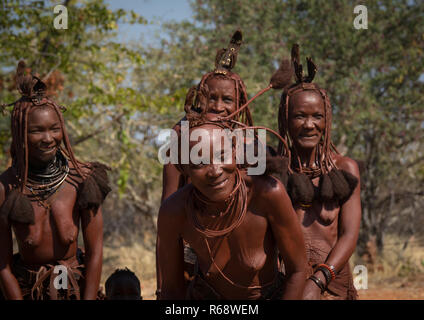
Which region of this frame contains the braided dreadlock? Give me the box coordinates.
[277,44,358,205]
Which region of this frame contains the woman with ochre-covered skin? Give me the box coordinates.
[157,31,254,297]
[0,62,110,300]
[157,117,307,300]
[161,30,253,204]
[276,45,361,300]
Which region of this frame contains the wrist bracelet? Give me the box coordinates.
[308,275,325,293]
[317,263,336,281]
[316,266,332,285]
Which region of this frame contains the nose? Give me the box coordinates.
[304,117,315,129]
[41,131,54,144]
[206,164,223,179]
[209,99,226,114]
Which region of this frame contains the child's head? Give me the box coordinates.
[105,268,142,300]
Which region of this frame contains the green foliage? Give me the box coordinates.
[135,0,424,251]
[0,0,161,242]
[0,0,148,185]
[1,0,423,250]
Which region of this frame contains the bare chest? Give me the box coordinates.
[182,209,274,275]
[12,181,79,248]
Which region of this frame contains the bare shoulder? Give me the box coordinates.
[173,116,187,132]
[249,174,294,222]
[333,154,360,179]
[159,184,190,223]
[250,174,288,202]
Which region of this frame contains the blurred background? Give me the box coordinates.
[0,0,423,299]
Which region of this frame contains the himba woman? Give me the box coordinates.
[276,45,361,299]
[157,105,307,299]
[158,30,255,297]
[0,62,110,300]
[161,30,253,203]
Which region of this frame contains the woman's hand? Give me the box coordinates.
[302,278,322,300]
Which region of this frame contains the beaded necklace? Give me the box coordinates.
[25,152,69,210]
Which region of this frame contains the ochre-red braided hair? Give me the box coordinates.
[278,82,339,174]
[10,66,85,191]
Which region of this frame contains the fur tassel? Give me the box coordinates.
[319,173,334,202]
[340,170,359,201]
[270,59,294,89]
[0,189,35,224]
[78,162,111,211]
[288,173,314,204]
[329,169,350,202]
[265,154,289,183]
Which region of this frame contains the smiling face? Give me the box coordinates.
[205,77,237,120]
[27,106,63,168]
[183,124,237,202]
[288,90,325,150]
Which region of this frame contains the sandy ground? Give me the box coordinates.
[357,274,424,300]
[140,275,424,300]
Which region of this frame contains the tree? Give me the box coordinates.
[0,0,161,244]
[135,0,424,254]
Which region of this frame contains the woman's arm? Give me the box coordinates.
[81,207,103,300]
[309,157,361,294]
[0,183,23,300]
[323,157,362,271]
[161,163,182,204]
[156,198,186,299]
[265,178,307,300]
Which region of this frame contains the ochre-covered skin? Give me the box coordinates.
[283,89,362,300]
[0,105,104,300]
[161,77,240,204]
[157,124,307,300]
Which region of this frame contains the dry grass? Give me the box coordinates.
[351,234,424,299]
[100,234,424,300]
[351,234,424,279]
[12,230,423,300]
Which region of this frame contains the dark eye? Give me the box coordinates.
[295,114,304,119]
[314,114,324,120]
